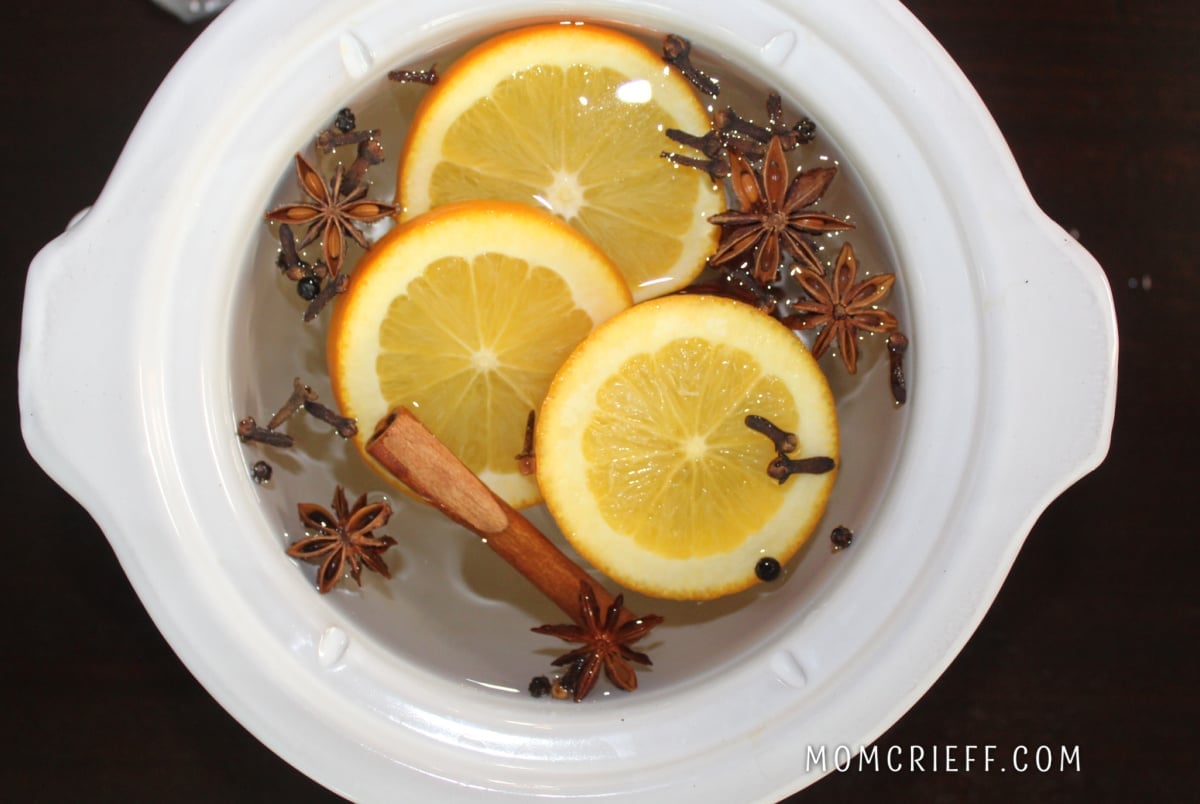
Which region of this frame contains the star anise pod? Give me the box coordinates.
[708,135,853,284]
[532,583,664,702]
[264,153,396,277]
[784,240,898,374]
[286,486,396,594]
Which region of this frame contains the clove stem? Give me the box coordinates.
[387,64,439,85]
[340,139,386,197]
[661,151,730,181]
[302,272,348,323]
[315,127,378,154]
[515,410,537,475]
[267,377,318,431]
[744,414,799,454]
[887,331,909,406]
[304,399,358,438]
[662,34,720,98]
[237,416,294,448]
[767,454,835,484]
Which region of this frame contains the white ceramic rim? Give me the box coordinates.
[19,0,1117,800]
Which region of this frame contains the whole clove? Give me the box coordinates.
[744,414,799,454]
[302,273,349,323]
[237,416,295,448]
[767,454,835,484]
[662,34,720,97]
[339,138,386,197]
[887,331,909,406]
[304,400,358,438]
[387,64,439,85]
[316,127,379,154]
[661,150,731,181]
[267,377,318,431]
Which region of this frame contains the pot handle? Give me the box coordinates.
[985,215,1117,510]
[20,208,147,527]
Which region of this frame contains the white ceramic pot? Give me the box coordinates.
[19,0,1116,800]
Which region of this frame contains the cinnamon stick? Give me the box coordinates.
[366,409,625,623]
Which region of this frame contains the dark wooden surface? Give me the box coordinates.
[3,1,1194,801]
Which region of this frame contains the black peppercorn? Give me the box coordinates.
[334,107,356,133]
[297,276,321,301]
[831,525,854,551]
[755,556,782,582]
[251,460,273,484]
[528,675,552,698]
[794,117,817,144]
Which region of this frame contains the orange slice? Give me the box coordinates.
[329,200,632,508]
[535,295,839,599]
[398,23,722,302]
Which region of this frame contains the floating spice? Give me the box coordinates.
[515,410,537,475]
[297,276,321,301]
[755,556,782,582]
[767,454,836,484]
[744,414,833,484]
[267,377,318,431]
[303,273,349,323]
[251,460,273,484]
[708,135,853,284]
[661,34,719,98]
[528,675,552,698]
[784,241,898,375]
[387,64,439,85]
[831,525,854,552]
[532,583,664,703]
[315,107,379,153]
[333,107,356,133]
[315,126,377,153]
[659,47,909,405]
[744,414,798,454]
[264,153,396,277]
[304,399,358,438]
[276,224,331,310]
[340,138,386,197]
[286,486,396,594]
[676,266,782,312]
[661,135,730,181]
[236,416,294,448]
[887,331,909,405]
[715,97,815,155]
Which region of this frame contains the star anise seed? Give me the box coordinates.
[708,135,853,284]
[286,486,395,593]
[531,582,664,702]
[264,153,396,277]
[783,240,898,374]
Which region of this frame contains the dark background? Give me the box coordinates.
[3,1,1194,801]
